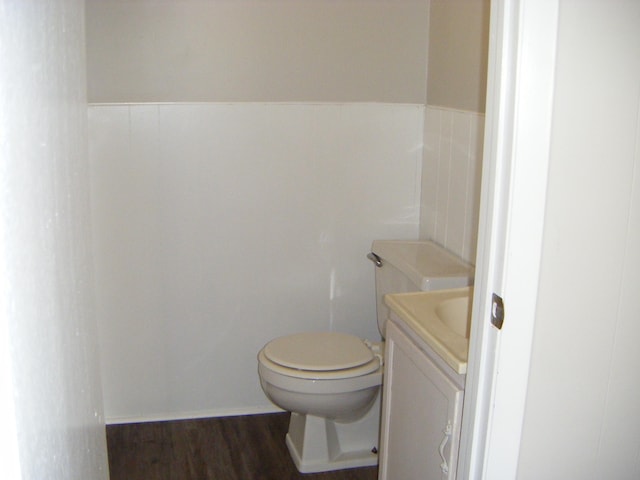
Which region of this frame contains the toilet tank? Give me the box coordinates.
[370,240,474,338]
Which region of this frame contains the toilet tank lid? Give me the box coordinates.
[371,240,474,291]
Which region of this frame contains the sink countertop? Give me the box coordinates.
[384,287,473,374]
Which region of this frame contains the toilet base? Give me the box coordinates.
[285,391,381,473]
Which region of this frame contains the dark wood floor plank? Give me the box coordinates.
[107,413,378,480]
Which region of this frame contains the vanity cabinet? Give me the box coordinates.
[378,318,465,480]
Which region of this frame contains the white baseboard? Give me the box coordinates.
[105,405,284,425]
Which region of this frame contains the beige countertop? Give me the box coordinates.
[384,286,473,374]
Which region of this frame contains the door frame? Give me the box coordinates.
[458,1,560,478]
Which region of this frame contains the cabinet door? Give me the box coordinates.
[379,321,464,480]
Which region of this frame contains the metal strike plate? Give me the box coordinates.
[491,293,505,330]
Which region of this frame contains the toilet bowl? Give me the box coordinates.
[258,332,383,473]
[256,240,474,473]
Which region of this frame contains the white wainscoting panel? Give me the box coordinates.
[420,106,485,263]
[89,103,422,422]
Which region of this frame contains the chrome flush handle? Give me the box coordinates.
[367,252,383,267]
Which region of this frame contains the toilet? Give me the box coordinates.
[257,240,473,473]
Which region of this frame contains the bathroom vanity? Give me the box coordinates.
[378,287,472,480]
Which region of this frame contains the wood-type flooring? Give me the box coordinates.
[107,412,379,480]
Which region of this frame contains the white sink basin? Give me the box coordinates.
[435,296,472,338]
[384,287,473,374]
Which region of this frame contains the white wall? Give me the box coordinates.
[0,1,108,478]
[89,103,423,422]
[86,0,488,423]
[516,1,640,477]
[420,107,484,262]
[86,0,430,423]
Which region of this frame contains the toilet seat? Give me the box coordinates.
[260,332,382,380]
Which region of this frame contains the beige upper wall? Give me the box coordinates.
[427,0,490,113]
[86,0,429,104]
